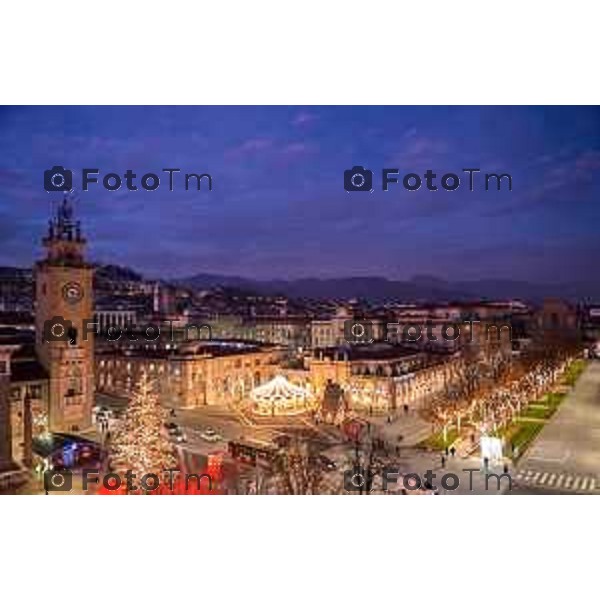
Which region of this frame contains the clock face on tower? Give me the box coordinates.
[62,281,84,304]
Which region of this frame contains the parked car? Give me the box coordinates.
[200,427,223,442]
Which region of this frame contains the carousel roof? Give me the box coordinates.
[251,374,312,401]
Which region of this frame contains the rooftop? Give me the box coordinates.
[315,343,423,362]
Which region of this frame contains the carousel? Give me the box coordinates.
[248,374,315,416]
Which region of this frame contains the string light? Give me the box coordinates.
[108,373,176,478]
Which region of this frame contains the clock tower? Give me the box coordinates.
[35,195,94,432]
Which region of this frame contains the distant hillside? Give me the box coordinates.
[1,264,597,303]
[175,273,599,303]
[94,264,144,284]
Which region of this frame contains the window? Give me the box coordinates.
[0,360,7,374]
[66,366,82,396]
[27,385,42,400]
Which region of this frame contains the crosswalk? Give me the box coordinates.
[515,469,599,493]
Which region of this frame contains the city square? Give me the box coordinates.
[0,194,595,495]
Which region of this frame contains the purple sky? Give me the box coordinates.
[0,106,598,283]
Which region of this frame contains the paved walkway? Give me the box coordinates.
[513,360,600,494]
[368,412,432,447]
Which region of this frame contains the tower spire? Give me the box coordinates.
[42,191,86,264]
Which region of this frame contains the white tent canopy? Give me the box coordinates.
[250,375,314,416]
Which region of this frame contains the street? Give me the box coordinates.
[510,361,600,494]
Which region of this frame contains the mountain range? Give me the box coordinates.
[174,273,599,303]
[1,264,596,303]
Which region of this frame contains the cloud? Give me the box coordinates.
[574,149,600,181]
[224,137,317,167]
[387,135,451,170]
[291,111,318,127]
[482,149,600,218]
[224,137,274,160]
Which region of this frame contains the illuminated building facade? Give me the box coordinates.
[96,340,284,408]
[307,344,461,413]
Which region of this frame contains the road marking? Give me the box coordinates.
[530,471,541,483]
[516,472,525,480]
[572,476,581,490]
[564,476,573,489]
[556,474,565,487]
[580,477,589,491]
[547,473,557,486]
[538,472,549,485]
[590,479,596,491]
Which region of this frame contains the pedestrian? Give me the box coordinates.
[395,445,400,456]
[445,446,449,457]
[441,455,446,468]
[470,433,475,444]
[503,464,509,474]
[403,404,409,414]
[450,447,456,458]
[483,456,489,471]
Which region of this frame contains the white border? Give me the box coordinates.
[0,1,597,104]
[1,496,598,599]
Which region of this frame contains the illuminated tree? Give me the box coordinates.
[109,374,176,477]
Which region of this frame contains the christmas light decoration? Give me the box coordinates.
[249,374,316,416]
[108,373,176,479]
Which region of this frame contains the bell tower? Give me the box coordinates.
[35,194,94,432]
